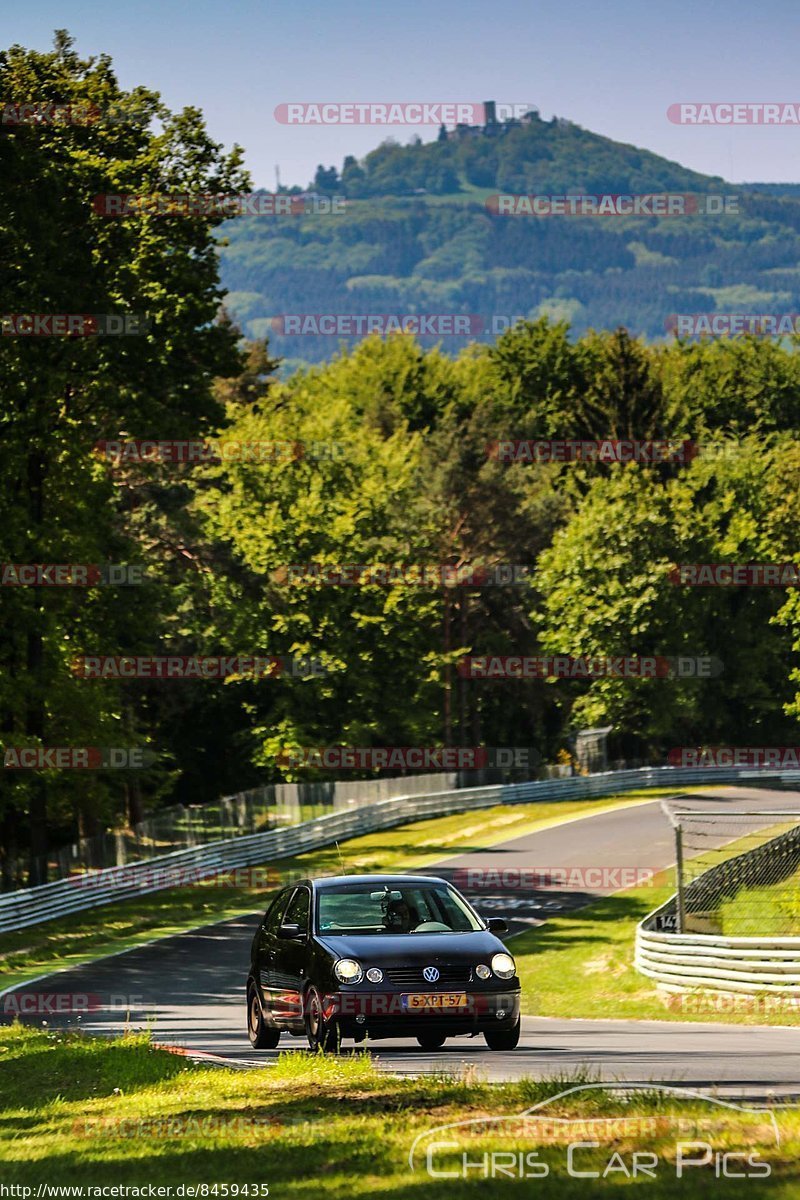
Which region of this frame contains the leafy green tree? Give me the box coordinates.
[192,337,443,775]
[535,438,799,755]
[0,31,248,880]
[313,164,340,194]
[659,335,800,439]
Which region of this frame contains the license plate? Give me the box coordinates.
[402,992,468,1009]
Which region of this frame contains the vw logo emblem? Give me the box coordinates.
[423,966,440,983]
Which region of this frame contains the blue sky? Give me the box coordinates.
[6,0,800,188]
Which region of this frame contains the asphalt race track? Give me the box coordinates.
[4,786,800,1097]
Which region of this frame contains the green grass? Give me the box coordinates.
[1,1024,799,1196]
[719,865,800,937]
[512,872,800,1026]
[0,790,675,991]
[514,876,676,1020]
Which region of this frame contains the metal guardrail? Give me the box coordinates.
[635,924,800,993]
[636,793,800,994]
[0,763,784,936]
[6,770,484,888]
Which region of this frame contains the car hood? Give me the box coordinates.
[316,929,506,965]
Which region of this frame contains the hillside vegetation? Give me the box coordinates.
[221,114,800,362]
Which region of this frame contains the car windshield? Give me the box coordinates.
[316,882,483,935]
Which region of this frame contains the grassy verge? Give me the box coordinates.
[512,870,800,1026]
[719,866,800,937]
[1,1025,798,1196]
[0,790,677,991]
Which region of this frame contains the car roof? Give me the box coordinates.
[307,873,449,890]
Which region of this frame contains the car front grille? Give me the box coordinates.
[387,965,473,988]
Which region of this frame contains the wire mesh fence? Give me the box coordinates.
[3,764,571,890]
[665,803,800,935]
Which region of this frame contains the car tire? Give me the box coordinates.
[416,1033,447,1050]
[484,1018,521,1050]
[304,985,339,1053]
[247,984,280,1049]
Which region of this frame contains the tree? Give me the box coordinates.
[0,32,248,880]
[313,164,340,194]
[192,336,442,775]
[341,155,366,197]
[535,438,799,756]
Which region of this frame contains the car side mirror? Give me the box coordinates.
[277,922,305,940]
[487,916,508,934]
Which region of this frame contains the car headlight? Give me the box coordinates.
[475,963,492,980]
[491,952,516,980]
[366,967,383,983]
[334,958,363,984]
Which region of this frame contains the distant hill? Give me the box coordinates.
[219,112,800,367]
[739,182,800,197]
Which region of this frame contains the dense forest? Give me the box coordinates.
[3,35,800,884]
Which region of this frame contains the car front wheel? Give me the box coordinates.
[247,984,280,1049]
[484,1018,521,1051]
[304,985,339,1053]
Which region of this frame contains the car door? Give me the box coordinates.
[255,888,293,1020]
[269,885,311,1029]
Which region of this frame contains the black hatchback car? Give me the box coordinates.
[246,873,521,1052]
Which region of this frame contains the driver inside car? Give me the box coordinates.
[384,897,418,931]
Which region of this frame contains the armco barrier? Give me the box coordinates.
[6,769,482,886]
[635,924,800,993]
[636,807,800,995]
[0,764,786,935]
